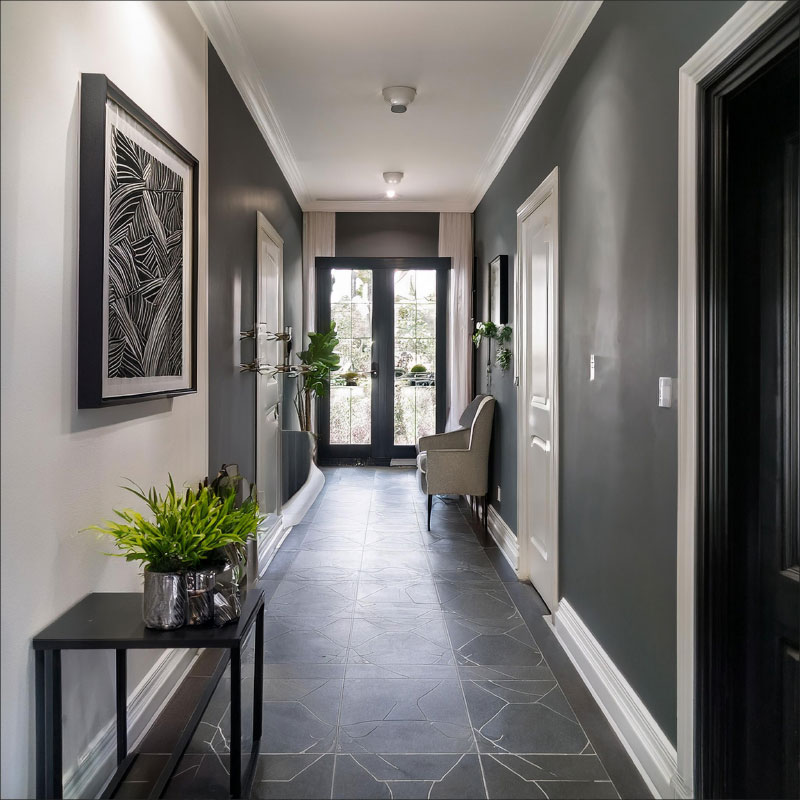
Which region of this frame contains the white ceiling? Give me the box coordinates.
[191,1,600,211]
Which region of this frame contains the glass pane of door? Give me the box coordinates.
[328,268,372,445]
[393,269,437,445]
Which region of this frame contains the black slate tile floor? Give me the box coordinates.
[116,467,649,799]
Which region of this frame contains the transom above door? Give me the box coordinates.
[316,257,448,464]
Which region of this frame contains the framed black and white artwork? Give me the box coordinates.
[78,73,198,407]
[489,254,509,324]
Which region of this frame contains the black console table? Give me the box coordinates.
[32,587,265,799]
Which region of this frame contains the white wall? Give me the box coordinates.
[0,3,208,797]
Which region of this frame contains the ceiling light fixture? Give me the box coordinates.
[382,86,416,113]
[382,171,404,185]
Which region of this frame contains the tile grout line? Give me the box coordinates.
[424,499,491,800]
[454,495,622,797]
[328,471,373,799]
[230,469,622,798]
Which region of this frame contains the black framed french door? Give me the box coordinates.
[316,257,449,465]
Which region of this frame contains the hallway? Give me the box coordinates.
[117,467,640,799]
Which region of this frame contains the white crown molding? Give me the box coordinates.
[305,199,471,213]
[189,0,310,206]
[468,0,601,210]
[192,1,600,213]
[553,599,678,799]
[675,3,786,797]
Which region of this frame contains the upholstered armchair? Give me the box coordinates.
[416,395,496,531]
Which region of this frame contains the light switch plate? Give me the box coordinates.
[590,354,596,381]
[658,377,673,408]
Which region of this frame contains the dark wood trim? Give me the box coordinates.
[78,73,199,408]
[695,4,799,797]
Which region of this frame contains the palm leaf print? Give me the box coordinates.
[107,127,184,378]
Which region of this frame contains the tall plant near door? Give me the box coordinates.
[294,321,341,433]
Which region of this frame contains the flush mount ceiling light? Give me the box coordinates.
[382,86,416,113]
[383,171,403,199]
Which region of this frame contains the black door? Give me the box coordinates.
[698,5,799,798]
[316,257,448,465]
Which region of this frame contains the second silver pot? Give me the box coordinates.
[185,568,216,626]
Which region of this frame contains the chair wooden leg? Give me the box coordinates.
[427,495,433,531]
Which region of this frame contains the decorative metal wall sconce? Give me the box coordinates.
[239,324,308,377]
[239,361,313,378]
[239,324,292,342]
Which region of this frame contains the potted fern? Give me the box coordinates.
[91,476,260,629]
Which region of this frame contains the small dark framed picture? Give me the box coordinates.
[78,73,198,407]
[489,255,509,324]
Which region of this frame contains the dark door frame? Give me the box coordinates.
[315,256,449,465]
[696,4,799,797]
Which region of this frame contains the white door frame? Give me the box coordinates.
[516,166,560,610]
[255,210,285,573]
[675,3,786,796]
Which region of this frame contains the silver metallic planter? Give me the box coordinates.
[143,571,187,630]
[185,569,216,626]
[213,562,242,627]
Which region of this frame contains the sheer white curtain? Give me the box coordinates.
[302,212,335,342]
[439,212,473,430]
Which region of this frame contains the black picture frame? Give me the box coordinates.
[78,73,199,408]
[489,254,509,323]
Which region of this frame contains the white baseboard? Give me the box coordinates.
[281,461,325,529]
[553,599,677,799]
[257,514,286,578]
[63,647,197,799]
[487,504,519,573]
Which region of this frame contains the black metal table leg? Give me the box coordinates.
[115,649,127,764]
[42,649,63,799]
[230,646,241,798]
[253,605,264,742]
[35,650,45,799]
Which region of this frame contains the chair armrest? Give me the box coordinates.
[425,448,487,496]
[418,428,470,453]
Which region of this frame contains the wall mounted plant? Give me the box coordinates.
[473,321,512,391]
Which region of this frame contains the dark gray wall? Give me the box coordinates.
[336,212,438,257]
[208,43,303,480]
[473,0,742,744]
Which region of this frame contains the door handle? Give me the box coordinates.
[369,362,379,378]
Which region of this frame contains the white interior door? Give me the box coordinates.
[516,168,559,612]
[256,212,283,543]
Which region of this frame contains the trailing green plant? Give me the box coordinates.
[294,322,341,432]
[90,476,261,573]
[473,321,513,371]
[495,324,512,344]
[496,347,512,371]
[472,320,499,347]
